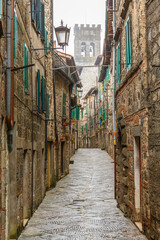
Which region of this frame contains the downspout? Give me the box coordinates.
[112,0,116,199]
[11,0,14,127]
[51,0,59,180]
[6,0,11,128]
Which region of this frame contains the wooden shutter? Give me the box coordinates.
[41,76,44,111]
[24,43,29,91]
[125,17,132,70]
[14,11,17,66]
[40,2,45,40]
[46,92,49,118]
[37,70,40,110]
[36,0,40,31]
[31,0,35,21]
[62,92,66,117]
[116,43,121,84]
[76,107,80,120]
[81,110,83,119]
[0,0,2,19]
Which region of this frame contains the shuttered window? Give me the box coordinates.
[125,17,132,71]
[14,11,17,66]
[37,70,40,110]
[85,123,87,132]
[36,0,40,31]
[81,126,84,134]
[40,2,45,40]
[103,109,106,120]
[24,43,29,91]
[62,92,66,117]
[44,29,48,55]
[0,0,2,19]
[41,76,44,111]
[46,92,49,119]
[31,0,36,22]
[116,43,121,84]
[76,107,80,120]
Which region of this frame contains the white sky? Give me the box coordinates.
[54,0,105,56]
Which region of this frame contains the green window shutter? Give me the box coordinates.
[36,0,40,31]
[14,12,17,67]
[24,43,29,91]
[41,76,44,111]
[81,126,84,134]
[62,92,66,117]
[0,0,2,19]
[44,30,48,55]
[46,92,49,119]
[40,2,45,40]
[31,0,35,21]
[85,123,87,132]
[103,109,106,120]
[76,107,80,120]
[125,17,132,70]
[37,70,40,110]
[116,43,121,84]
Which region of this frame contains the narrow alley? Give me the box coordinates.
[18,149,147,240]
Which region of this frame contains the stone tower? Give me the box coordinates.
[74,24,101,97]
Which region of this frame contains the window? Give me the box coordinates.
[125,17,132,70]
[89,42,95,57]
[31,0,45,40]
[62,92,66,117]
[116,43,121,84]
[37,70,40,110]
[0,0,2,19]
[76,107,80,120]
[24,43,29,91]
[85,123,87,132]
[81,42,86,57]
[81,126,84,134]
[41,76,46,112]
[46,92,49,119]
[14,11,17,66]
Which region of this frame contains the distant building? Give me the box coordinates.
[74,24,101,97]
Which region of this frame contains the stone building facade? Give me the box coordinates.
[0,1,81,239]
[146,0,160,239]
[114,0,149,236]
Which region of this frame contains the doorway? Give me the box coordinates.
[134,136,142,228]
[23,150,29,226]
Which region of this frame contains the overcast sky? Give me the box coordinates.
[54,0,105,56]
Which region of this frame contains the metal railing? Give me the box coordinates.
[53,51,69,76]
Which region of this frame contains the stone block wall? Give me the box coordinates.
[146,0,160,239]
[114,0,149,236]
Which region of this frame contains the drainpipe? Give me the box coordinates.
[51,0,59,180]
[11,0,14,127]
[6,0,11,128]
[112,0,116,199]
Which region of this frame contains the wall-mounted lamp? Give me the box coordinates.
[77,89,83,98]
[55,20,70,49]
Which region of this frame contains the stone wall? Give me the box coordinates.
[146,0,160,239]
[115,0,149,235]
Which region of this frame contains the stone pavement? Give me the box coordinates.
[18,149,147,240]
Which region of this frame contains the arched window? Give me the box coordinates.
[81,42,86,57]
[90,42,95,57]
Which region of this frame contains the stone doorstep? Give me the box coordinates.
[23,218,29,227]
[135,221,143,232]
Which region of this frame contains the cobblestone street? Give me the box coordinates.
[18,149,147,240]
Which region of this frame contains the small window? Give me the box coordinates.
[81,42,86,57]
[90,42,95,57]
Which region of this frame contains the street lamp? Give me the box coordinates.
[78,89,83,98]
[55,20,70,49]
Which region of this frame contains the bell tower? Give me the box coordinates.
[74,24,101,64]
